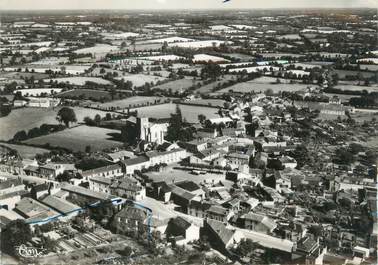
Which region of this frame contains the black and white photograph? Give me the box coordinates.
[0,0,377,264]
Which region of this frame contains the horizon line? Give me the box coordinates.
[0,7,376,12]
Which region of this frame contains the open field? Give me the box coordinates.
[0,143,49,159]
[0,107,115,141]
[46,77,113,86]
[132,103,220,123]
[152,78,201,93]
[23,125,123,152]
[57,89,113,100]
[95,96,168,110]
[195,75,234,93]
[333,84,378,93]
[214,77,312,94]
[334,69,377,80]
[116,73,166,87]
[184,98,226,108]
[0,71,50,80]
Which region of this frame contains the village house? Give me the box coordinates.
[206,205,232,223]
[14,197,59,225]
[166,216,200,245]
[81,163,123,180]
[104,150,135,163]
[110,177,146,201]
[88,176,112,193]
[204,219,244,256]
[123,156,150,176]
[241,212,277,234]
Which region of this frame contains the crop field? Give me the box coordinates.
[46,77,113,86]
[57,89,113,100]
[184,99,226,108]
[334,70,377,80]
[0,107,115,141]
[214,76,311,94]
[23,125,123,152]
[96,96,168,110]
[195,75,234,94]
[152,78,201,93]
[116,74,166,87]
[0,143,49,159]
[131,103,220,123]
[334,84,378,93]
[0,71,50,80]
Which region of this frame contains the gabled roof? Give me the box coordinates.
[123,155,149,166]
[207,205,228,216]
[206,219,235,246]
[40,195,79,215]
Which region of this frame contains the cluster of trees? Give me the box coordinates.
[349,93,378,108]
[0,97,11,117]
[13,123,66,142]
[83,113,113,126]
[1,220,32,256]
[165,106,195,142]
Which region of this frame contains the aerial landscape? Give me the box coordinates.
[0,1,377,264]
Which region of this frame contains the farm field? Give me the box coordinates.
[333,84,378,93]
[46,77,113,86]
[116,73,166,87]
[152,78,201,93]
[183,98,226,108]
[214,76,313,94]
[131,103,220,123]
[23,125,123,152]
[0,107,116,141]
[195,75,234,93]
[0,143,49,159]
[57,89,113,101]
[0,71,50,80]
[95,96,169,110]
[74,44,119,54]
[334,69,377,80]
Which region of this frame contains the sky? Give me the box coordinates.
[0,0,376,10]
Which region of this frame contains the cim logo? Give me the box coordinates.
[16,245,46,258]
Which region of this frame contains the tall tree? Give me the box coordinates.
[56,107,77,127]
[1,220,32,255]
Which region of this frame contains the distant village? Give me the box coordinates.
[0,8,377,265]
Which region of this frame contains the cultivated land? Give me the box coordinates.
[115,73,166,87]
[214,76,312,94]
[57,88,113,101]
[0,143,49,159]
[23,125,123,152]
[152,78,201,93]
[0,107,115,141]
[95,96,168,110]
[46,77,113,86]
[132,103,220,123]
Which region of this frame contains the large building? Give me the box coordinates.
[137,117,168,145]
